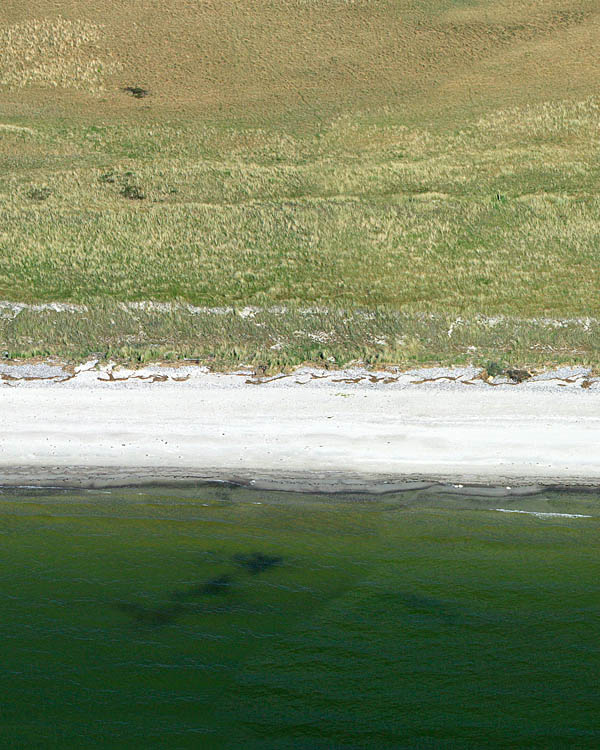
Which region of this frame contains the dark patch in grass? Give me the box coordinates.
[99,170,145,200]
[123,86,150,99]
[98,171,117,184]
[26,187,51,201]
[120,184,145,200]
[233,552,283,575]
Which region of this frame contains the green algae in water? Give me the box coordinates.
[1,485,599,748]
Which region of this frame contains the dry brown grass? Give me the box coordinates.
[0,17,120,94]
[0,0,598,123]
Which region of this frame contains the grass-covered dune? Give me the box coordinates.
[1,0,599,368]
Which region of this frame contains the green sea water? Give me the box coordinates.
[1,484,599,749]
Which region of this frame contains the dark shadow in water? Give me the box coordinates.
[396,592,459,625]
[115,552,282,627]
[114,601,184,627]
[170,574,233,601]
[115,575,232,627]
[233,552,283,575]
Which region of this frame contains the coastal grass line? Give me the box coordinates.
[2,302,599,372]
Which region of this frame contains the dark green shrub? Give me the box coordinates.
[484,360,505,378]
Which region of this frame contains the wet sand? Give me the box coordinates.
[1,362,600,491]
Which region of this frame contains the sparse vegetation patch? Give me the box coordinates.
[119,183,145,200]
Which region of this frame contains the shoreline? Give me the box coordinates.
[2,467,600,496]
[2,362,600,492]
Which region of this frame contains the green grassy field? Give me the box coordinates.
[1,1,599,368]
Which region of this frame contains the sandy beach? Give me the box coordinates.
[1,361,600,491]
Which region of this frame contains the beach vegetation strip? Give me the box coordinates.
[1,302,599,372]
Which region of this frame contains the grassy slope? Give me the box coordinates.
[1,0,599,367]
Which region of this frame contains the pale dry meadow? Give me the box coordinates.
[0,17,120,93]
[1,1,599,369]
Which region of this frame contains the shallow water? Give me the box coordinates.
[1,484,599,748]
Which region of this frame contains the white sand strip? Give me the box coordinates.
[1,364,600,489]
[495,509,592,518]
